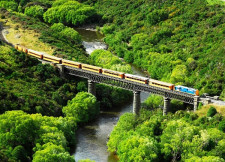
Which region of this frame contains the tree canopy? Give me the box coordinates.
[63,92,100,123]
[43,0,96,26]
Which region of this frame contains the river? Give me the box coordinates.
[72,28,149,162]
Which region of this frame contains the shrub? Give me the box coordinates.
[0,1,18,11]
[50,23,66,32]
[50,23,82,44]
[207,106,217,117]
[62,92,100,123]
[219,120,225,133]
[12,145,27,161]
[143,95,163,109]
[44,1,96,26]
[24,5,44,19]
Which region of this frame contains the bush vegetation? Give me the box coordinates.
[24,5,44,19]
[207,106,217,117]
[43,0,97,26]
[0,44,80,116]
[1,0,225,161]
[63,92,100,123]
[0,110,76,161]
[0,9,88,62]
[108,108,225,161]
[90,0,225,97]
[50,23,82,45]
[91,49,132,73]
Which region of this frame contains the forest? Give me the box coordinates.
[0,0,225,161]
[92,0,225,97]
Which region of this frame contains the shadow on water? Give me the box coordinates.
[72,28,150,162]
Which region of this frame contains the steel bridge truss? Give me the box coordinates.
[65,66,195,104]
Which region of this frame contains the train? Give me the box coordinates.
[14,44,199,96]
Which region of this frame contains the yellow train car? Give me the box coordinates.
[149,79,174,90]
[125,74,148,84]
[62,59,81,68]
[43,54,62,64]
[27,49,43,59]
[102,69,125,79]
[81,64,102,73]
[15,44,28,53]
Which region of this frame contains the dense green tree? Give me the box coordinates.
[107,113,136,152]
[218,120,225,133]
[11,145,28,162]
[118,135,159,162]
[0,1,18,11]
[143,95,163,109]
[91,49,132,73]
[63,92,100,123]
[93,0,225,97]
[207,106,217,117]
[33,143,74,162]
[24,5,44,19]
[43,0,96,26]
[160,120,199,161]
[185,156,224,162]
[0,111,38,150]
[50,23,82,44]
[0,110,77,161]
[107,107,225,161]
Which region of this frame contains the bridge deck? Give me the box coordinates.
[65,66,195,104]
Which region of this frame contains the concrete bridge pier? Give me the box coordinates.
[88,80,96,96]
[194,96,200,111]
[133,91,141,115]
[56,64,65,78]
[163,97,171,116]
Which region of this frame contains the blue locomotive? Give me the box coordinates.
[175,85,199,96]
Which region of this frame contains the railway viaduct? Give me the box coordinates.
[54,64,225,115]
[55,63,201,116]
[1,24,224,116]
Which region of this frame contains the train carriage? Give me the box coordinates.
[149,79,174,90]
[43,54,62,64]
[62,59,81,68]
[15,44,28,53]
[102,69,125,79]
[27,49,44,59]
[81,64,102,73]
[12,44,201,97]
[125,74,148,84]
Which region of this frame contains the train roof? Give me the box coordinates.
[81,63,102,69]
[149,79,174,86]
[28,49,45,55]
[43,53,62,60]
[175,85,197,90]
[102,68,124,74]
[125,74,149,80]
[62,59,81,64]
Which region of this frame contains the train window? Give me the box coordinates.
[151,82,168,88]
[44,56,60,62]
[125,76,146,82]
[83,66,100,71]
[63,62,79,67]
[104,71,120,76]
[28,52,40,57]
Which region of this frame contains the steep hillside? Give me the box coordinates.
[91,0,225,97]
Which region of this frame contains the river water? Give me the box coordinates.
[72,28,149,162]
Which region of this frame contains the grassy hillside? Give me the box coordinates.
[90,0,225,98]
